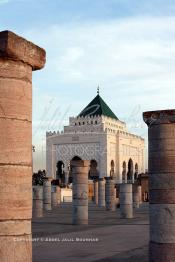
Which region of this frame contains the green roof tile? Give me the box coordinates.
[78,94,118,120]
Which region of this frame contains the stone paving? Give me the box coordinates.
[32,202,149,262]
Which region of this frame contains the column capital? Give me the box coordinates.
[0,30,46,70]
[143,109,175,127]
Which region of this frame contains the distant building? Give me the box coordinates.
[46,91,145,184]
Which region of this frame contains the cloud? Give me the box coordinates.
[0,0,10,3]
[23,15,175,170]
[24,16,175,117]
[0,0,26,4]
[25,17,175,82]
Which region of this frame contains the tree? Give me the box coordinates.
[32,170,46,185]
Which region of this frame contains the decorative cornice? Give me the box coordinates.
[143,109,175,127]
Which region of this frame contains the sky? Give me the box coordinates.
[1,0,175,171]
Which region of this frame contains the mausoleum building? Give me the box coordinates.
[46,92,145,184]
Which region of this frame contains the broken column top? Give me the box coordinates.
[0,30,46,70]
[143,109,175,126]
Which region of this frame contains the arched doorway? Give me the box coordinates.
[72,156,82,161]
[127,158,133,183]
[56,161,65,186]
[110,160,115,178]
[134,163,138,181]
[69,156,82,183]
[122,161,126,183]
[89,159,98,180]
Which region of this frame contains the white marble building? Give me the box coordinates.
[46,92,145,184]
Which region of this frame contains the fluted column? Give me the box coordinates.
[43,178,52,211]
[0,30,45,262]
[33,186,43,218]
[105,177,115,211]
[93,179,98,205]
[71,160,89,225]
[119,184,133,218]
[98,178,105,207]
[143,109,175,262]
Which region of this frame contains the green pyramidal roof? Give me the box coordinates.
[78,94,118,120]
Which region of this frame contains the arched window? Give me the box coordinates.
[122,161,126,182]
[134,163,138,180]
[110,160,115,178]
[89,159,98,180]
[69,156,82,184]
[127,158,133,183]
[56,161,65,186]
[72,156,82,161]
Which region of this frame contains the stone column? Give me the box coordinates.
[64,170,69,187]
[93,179,98,205]
[143,109,175,262]
[105,177,115,211]
[51,186,57,207]
[98,178,105,207]
[33,186,43,218]
[138,185,142,204]
[115,184,120,207]
[124,167,128,184]
[43,178,52,211]
[132,174,135,184]
[0,31,45,262]
[119,184,133,218]
[71,160,89,225]
[132,184,140,208]
[56,186,61,204]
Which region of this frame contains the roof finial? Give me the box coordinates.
[97,85,100,95]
